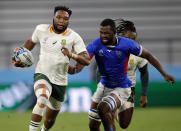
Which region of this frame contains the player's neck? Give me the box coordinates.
[111,36,117,46]
[53,28,66,34]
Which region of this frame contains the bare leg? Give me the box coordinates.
[98,93,120,131]
[89,102,101,131]
[30,84,50,131]
[44,106,60,129]
[118,107,134,129]
[31,114,42,122]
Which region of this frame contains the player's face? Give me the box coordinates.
[120,30,137,41]
[100,25,115,45]
[53,10,70,34]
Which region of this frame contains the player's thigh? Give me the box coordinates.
[47,96,63,112]
[46,83,66,111]
[109,87,132,109]
[34,73,52,97]
[92,82,105,103]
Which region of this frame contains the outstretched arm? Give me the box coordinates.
[140,48,175,84]
[61,46,90,66]
[138,64,149,107]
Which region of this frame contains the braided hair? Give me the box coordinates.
[114,18,136,35]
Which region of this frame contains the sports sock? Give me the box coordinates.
[29,120,40,131]
[40,124,49,131]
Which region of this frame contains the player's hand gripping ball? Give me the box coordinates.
[13,46,34,67]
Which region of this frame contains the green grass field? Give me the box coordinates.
[0,107,181,131]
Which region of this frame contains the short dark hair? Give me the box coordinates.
[100,18,116,33]
[54,6,72,17]
[115,18,136,35]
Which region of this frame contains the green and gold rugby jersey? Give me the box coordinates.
[127,54,148,87]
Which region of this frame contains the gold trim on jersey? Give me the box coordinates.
[50,25,68,36]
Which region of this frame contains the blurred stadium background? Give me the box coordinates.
[0,0,181,130]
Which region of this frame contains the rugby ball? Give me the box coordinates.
[13,46,34,67]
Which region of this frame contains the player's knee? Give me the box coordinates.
[32,96,48,116]
[37,95,48,108]
[97,101,110,117]
[98,96,117,115]
[88,109,101,122]
[35,84,51,99]
[32,87,50,116]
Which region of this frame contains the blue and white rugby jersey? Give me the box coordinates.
[87,36,142,88]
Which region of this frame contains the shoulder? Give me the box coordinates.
[131,54,148,64]
[91,38,101,45]
[87,38,101,51]
[35,24,51,32]
[88,38,101,47]
[67,28,81,37]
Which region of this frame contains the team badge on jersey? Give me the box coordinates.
[129,58,134,65]
[116,51,122,57]
[98,49,104,56]
[42,37,49,44]
[61,39,66,45]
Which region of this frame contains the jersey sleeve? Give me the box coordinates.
[73,33,87,54]
[31,25,40,44]
[137,56,148,68]
[128,40,142,56]
[86,41,95,56]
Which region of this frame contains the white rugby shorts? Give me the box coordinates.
[92,82,131,107]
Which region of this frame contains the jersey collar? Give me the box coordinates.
[50,25,67,36]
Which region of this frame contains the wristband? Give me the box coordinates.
[71,53,78,60]
[73,68,77,74]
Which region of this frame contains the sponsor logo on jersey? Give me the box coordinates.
[52,41,57,45]
[107,49,111,52]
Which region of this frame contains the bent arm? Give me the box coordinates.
[61,46,90,66]
[22,38,36,51]
[68,63,85,74]
[75,51,90,66]
[12,38,36,67]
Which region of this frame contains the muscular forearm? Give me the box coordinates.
[139,64,149,96]
[71,53,90,66]
[68,63,85,74]
[70,51,90,66]
[22,38,36,51]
